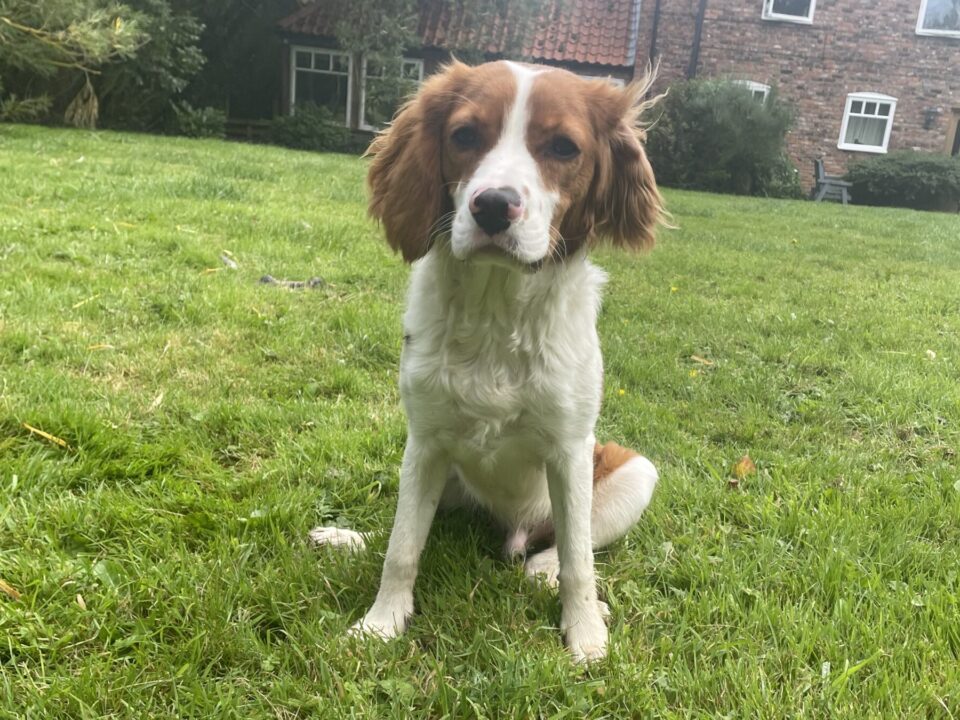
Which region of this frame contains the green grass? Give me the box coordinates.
[1,123,959,718]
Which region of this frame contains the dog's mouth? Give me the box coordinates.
[468,243,543,273]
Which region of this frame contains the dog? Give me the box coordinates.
[310,60,663,662]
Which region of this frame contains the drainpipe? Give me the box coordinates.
[649,0,662,63]
[687,0,708,80]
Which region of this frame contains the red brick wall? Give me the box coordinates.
[636,0,960,190]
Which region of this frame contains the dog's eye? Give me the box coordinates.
[451,126,480,150]
[550,135,580,160]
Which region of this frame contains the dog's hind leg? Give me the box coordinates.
[525,442,657,586]
[589,442,658,549]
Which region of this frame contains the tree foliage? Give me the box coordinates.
[0,0,144,76]
[0,0,148,125]
[0,0,145,123]
[96,0,204,130]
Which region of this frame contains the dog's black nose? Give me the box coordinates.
[470,186,523,236]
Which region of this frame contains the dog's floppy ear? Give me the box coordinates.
[367,63,465,262]
[595,121,662,250]
[585,75,665,251]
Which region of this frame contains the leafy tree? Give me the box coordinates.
[0,0,144,124]
[96,0,204,130]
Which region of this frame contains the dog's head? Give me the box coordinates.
[368,60,663,268]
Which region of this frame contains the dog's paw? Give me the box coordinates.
[524,547,560,588]
[348,601,412,640]
[308,526,366,552]
[562,603,609,663]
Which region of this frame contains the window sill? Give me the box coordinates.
[915,28,960,39]
[838,143,888,154]
[761,14,814,25]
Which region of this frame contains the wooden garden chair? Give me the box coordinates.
[812,158,852,205]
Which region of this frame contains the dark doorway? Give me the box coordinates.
[952,119,960,157]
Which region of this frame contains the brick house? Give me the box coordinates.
[278,0,960,190]
[638,0,960,189]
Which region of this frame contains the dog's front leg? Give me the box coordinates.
[546,443,608,663]
[350,438,447,639]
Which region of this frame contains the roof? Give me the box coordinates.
[278,0,641,69]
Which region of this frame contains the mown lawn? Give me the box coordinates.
[1,123,959,718]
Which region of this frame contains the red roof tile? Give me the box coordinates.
[279,0,640,69]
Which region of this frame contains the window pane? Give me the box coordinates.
[402,61,421,80]
[331,54,349,73]
[864,102,877,115]
[295,70,349,121]
[313,52,330,71]
[877,103,890,117]
[851,100,863,113]
[844,116,888,147]
[921,0,960,31]
[770,0,812,17]
[295,51,312,69]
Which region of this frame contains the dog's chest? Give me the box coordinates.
[402,327,547,455]
[399,252,606,461]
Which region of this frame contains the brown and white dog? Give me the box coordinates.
[310,60,663,662]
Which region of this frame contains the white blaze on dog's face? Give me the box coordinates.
[447,62,556,266]
[368,60,663,267]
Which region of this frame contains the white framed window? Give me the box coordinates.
[761,0,816,24]
[916,0,960,38]
[734,80,771,102]
[289,46,353,126]
[838,92,897,153]
[359,56,424,131]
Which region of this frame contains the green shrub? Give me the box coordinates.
[763,152,805,200]
[645,79,799,197]
[170,101,226,138]
[270,104,363,153]
[845,151,960,212]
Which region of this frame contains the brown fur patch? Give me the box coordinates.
[593,441,640,485]
[367,61,516,262]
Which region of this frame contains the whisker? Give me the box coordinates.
[428,210,456,231]
[427,211,456,242]
[548,225,569,266]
